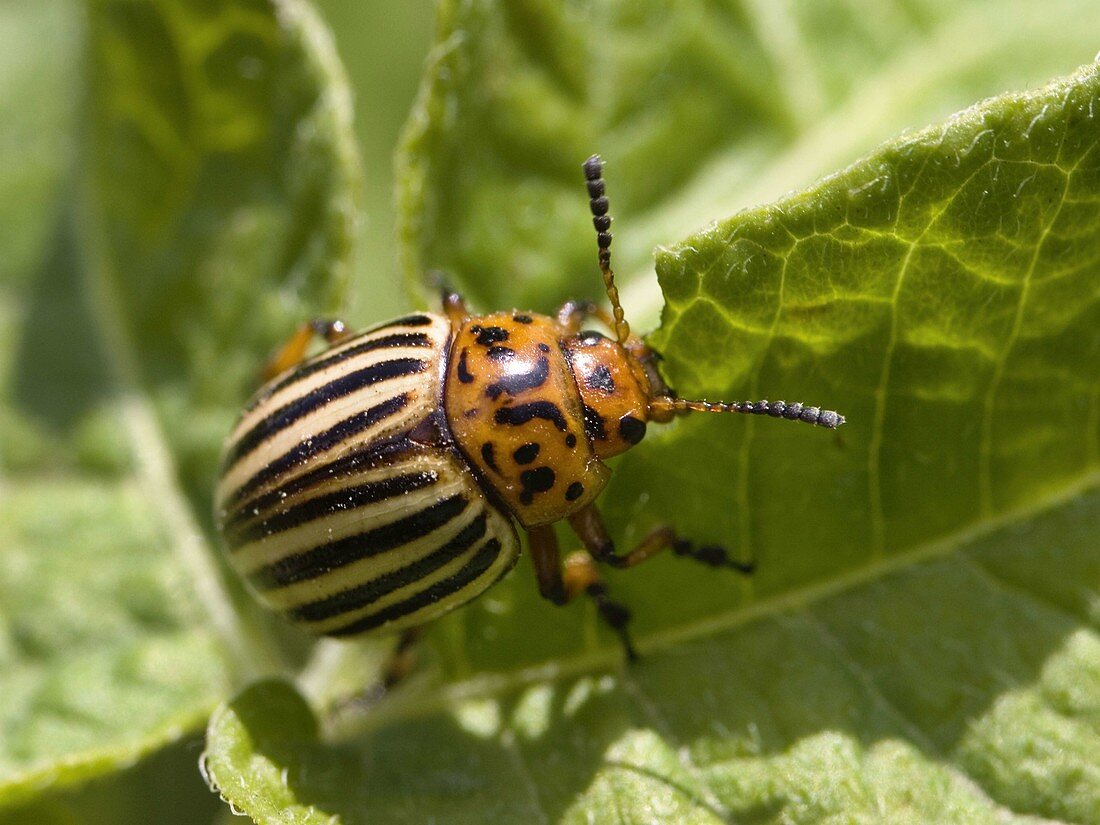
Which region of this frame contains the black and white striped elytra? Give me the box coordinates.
[215,314,519,637]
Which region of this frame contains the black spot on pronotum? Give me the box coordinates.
[585,365,615,394]
[495,402,569,431]
[565,481,584,501]
[565,433,577,448]
[457,348,475,383]
[578,330,605,347]
[486,345,516,362]
[472,325,510,346]
[519,466,556,505]
[513,314,533,324]
[513,442,540,465]
[485,356,550,400]
[537,342,551,353]
[618,415,646,445]
[582,404,607,441]
[481,442,499,472]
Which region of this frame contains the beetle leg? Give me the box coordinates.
[441,290,470,325]
[567,504,755,574]
[262,318,350,381]
[556,299,616,334]
[381,626,424,691]
[425,270,470,324]
[327,627,425,718]
[528,524,569,605]
[528,525,638,661]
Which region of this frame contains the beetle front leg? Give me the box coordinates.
[568,504,755,573]
[425,271,470,324]
[441,290,470,325]
[528,525,638,661]
[262,318,351,381]
[556,299,616,334]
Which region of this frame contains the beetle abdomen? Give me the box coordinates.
[216,314,519,637]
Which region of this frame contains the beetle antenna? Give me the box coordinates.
[650,397,846,429]
[583,155,631,346]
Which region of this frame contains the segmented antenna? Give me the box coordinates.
[650,397,846,429]
[583,155,631,345]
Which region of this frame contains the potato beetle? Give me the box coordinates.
[215,156,844,668]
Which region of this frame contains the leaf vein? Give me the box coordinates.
[959,554,1094,629]
[499,731,551,825]
[621,674,730,819]
[801,611,1079,823]
[978,164,1074,516]
[735,248,790,570]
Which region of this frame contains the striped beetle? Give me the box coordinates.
[215,156,844,665]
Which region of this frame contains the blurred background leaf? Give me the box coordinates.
[0,735,222,825]
[0,0,227,810]
[0,0,419,817]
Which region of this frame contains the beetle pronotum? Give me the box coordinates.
[215,155,844,674]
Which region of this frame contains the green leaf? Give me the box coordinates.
[206,3,1100,819]
[0,735,224,825]
[84,0,360,522]
[313,0,435,326]
[398,0,1100,320]
[0,0,360,808]
[398,0,1100,679]
[206,487,1100,823]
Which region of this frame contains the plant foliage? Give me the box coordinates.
[2,0,1099,822]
